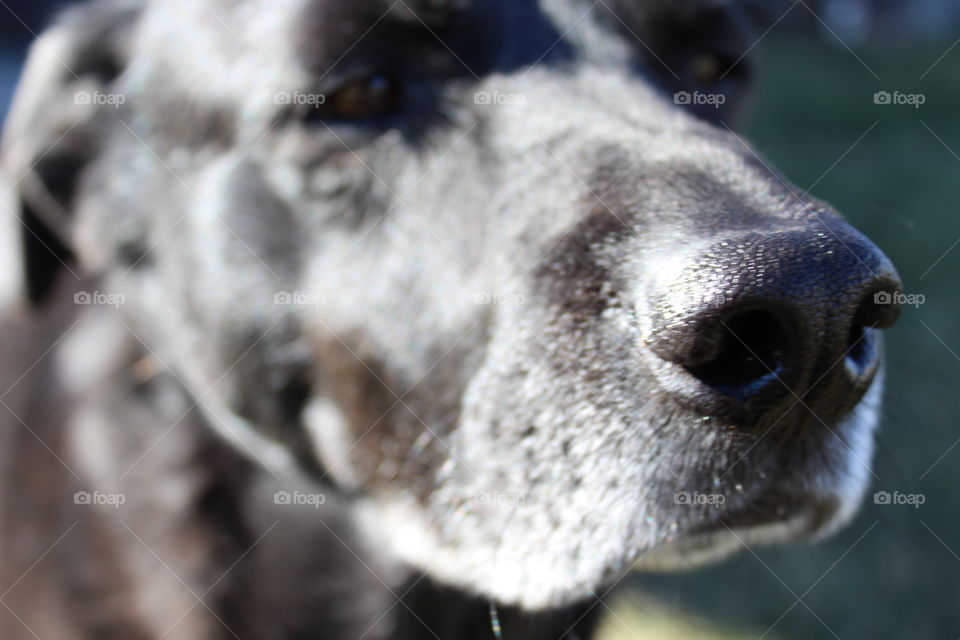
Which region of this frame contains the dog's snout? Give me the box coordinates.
[647,227,902,416]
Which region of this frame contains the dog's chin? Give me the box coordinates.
[356,375,882,611]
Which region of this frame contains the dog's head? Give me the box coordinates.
[3,0,901,609]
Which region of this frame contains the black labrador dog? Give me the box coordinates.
[0,0,901,638]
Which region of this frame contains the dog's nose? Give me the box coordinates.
[647,227,901,416]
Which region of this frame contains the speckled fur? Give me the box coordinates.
[0,0,891,637]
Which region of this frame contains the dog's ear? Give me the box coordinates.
[1,1,141,306]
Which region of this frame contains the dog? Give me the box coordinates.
[0,0,902,638]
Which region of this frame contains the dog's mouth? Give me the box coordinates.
[635,509,830,572]
[634,372,882,573]
[635,488,842,572]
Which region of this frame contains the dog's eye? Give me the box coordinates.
[690,54,724,85]
[328,73,402,120]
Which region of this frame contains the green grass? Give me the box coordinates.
[603,33,960,640]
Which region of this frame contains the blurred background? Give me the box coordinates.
[2,1,958,639]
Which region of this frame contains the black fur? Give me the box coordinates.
[0,1,900,638]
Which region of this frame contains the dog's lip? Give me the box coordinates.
[635,493,839,572]
[661,479,840,542]
[687,492,837,538]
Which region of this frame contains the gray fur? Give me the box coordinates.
[0,0,899,637]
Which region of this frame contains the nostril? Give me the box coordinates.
[686,310,789,400]
[845,324,876,373]
[845,291,896,376]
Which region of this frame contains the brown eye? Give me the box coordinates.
[329,73,402,119]
[690,53,723,85]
